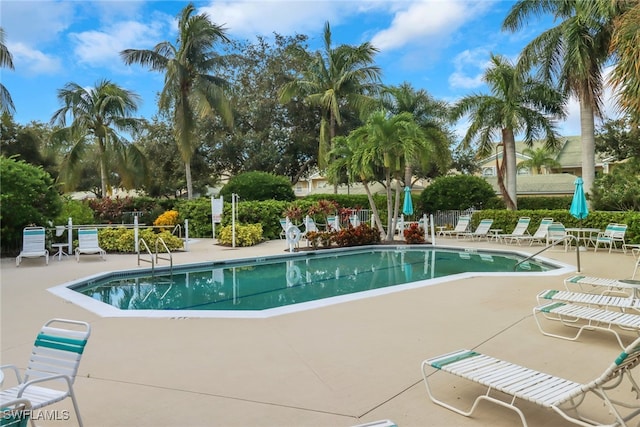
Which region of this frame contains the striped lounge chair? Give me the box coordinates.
[422,336,640,426]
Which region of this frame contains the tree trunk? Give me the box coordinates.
[404,163,412,188]
[185,159,193,199]
[330,113,338,194]
[362,179,385,232]
[385,169,394,241]
[502,128,518,210]
[98,137,109,198]
[579,98,596,204]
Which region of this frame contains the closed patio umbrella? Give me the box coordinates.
[570,177,588,221]
[402,186,414,216]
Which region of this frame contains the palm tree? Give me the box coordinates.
[50,79,145,197]
[279,21,382,176]
[517,146,561,174]
[349,111,427,241]
[502,0,623,199]
[450,54,565,210]
[0,27,15,114]
[382,82,453,186]
[609,1,640,124]
[326,136,385,232]
[121,2,233,199]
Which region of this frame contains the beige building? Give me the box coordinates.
[478,136,611,196]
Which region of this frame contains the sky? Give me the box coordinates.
[0,0,621,139]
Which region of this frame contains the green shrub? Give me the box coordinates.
[97,227,184,253]
[219,171,295,201]
[54,198,96,226]
[217,223,263,247]
[420,175,498,211]
[0,156,62,255]
[333,224,381,247]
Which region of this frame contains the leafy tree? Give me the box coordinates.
[0,28,14,114]
[590,158,640,211]
[503,0,623,197]
[121,3,233,199]
[219,171,295,202]
[0,115,58,176]
[133,117,216,198]
[450,53,564,210]
[50,79,146,197]
[381,82,453,185]
[609,1,640,124]
[419,175,497,212]
[517,147,561,174]
[450,145,481,175]
[205,34,319,183]
[0,156,62,255]
[279,21,382,175]
[595,115,640,160]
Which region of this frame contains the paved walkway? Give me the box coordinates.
[1,238,638,426]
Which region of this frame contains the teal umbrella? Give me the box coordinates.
[402,186,414,216]
[569,177,589,220]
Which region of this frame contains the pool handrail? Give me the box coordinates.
[514,234,580,272]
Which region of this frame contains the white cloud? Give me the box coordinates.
[7,42,62,75]
[370,0,495,51]
[69,20,167,70]
[199,0,356,39]
[0,1,74,45]
[448,48,491,90]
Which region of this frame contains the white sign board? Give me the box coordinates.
[211,196,223,223]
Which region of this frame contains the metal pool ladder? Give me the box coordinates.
[513,234,580,272]
[138,237,173,274]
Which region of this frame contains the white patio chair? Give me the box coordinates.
[75,228,106,261]
[16,226,48,267]
[349,214,361,228]
[326,215,341,231]
[422,336,640,426]
[0,319,91,427]
[546,222,569,252]
[439,216,470,238]
[457,219,493,241]
[594,223,628,253]
[510,217,553,246]
[497,217,530,244]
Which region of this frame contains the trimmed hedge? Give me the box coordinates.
[473,209,640,244]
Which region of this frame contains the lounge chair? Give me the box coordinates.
[15,226,48,267]
[279,218,292,239]
[497,217,530,244]
[533,301,640,349]
[457,219,493,241]
[421,336,640,427]
[75,228,106,261]
[564,260,639,297]
[546,222,569,252]
[510,217,553,246]
[350,214,361,228]
[594,223,628,253]
[537,289,640,311]
[0,318,91,427]
[439,215,470,238]
[0,398,32,427]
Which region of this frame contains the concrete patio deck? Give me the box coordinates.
[1,237,638,427]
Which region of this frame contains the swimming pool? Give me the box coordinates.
[49,245,573,318]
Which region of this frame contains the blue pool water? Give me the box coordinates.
[63,246,561,315]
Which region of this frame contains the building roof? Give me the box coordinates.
[484,173,578,195]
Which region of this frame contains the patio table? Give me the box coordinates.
[566,227,600,249]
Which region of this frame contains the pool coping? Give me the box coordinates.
[47,245,576,319]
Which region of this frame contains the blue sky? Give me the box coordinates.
[1,0,619,138]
